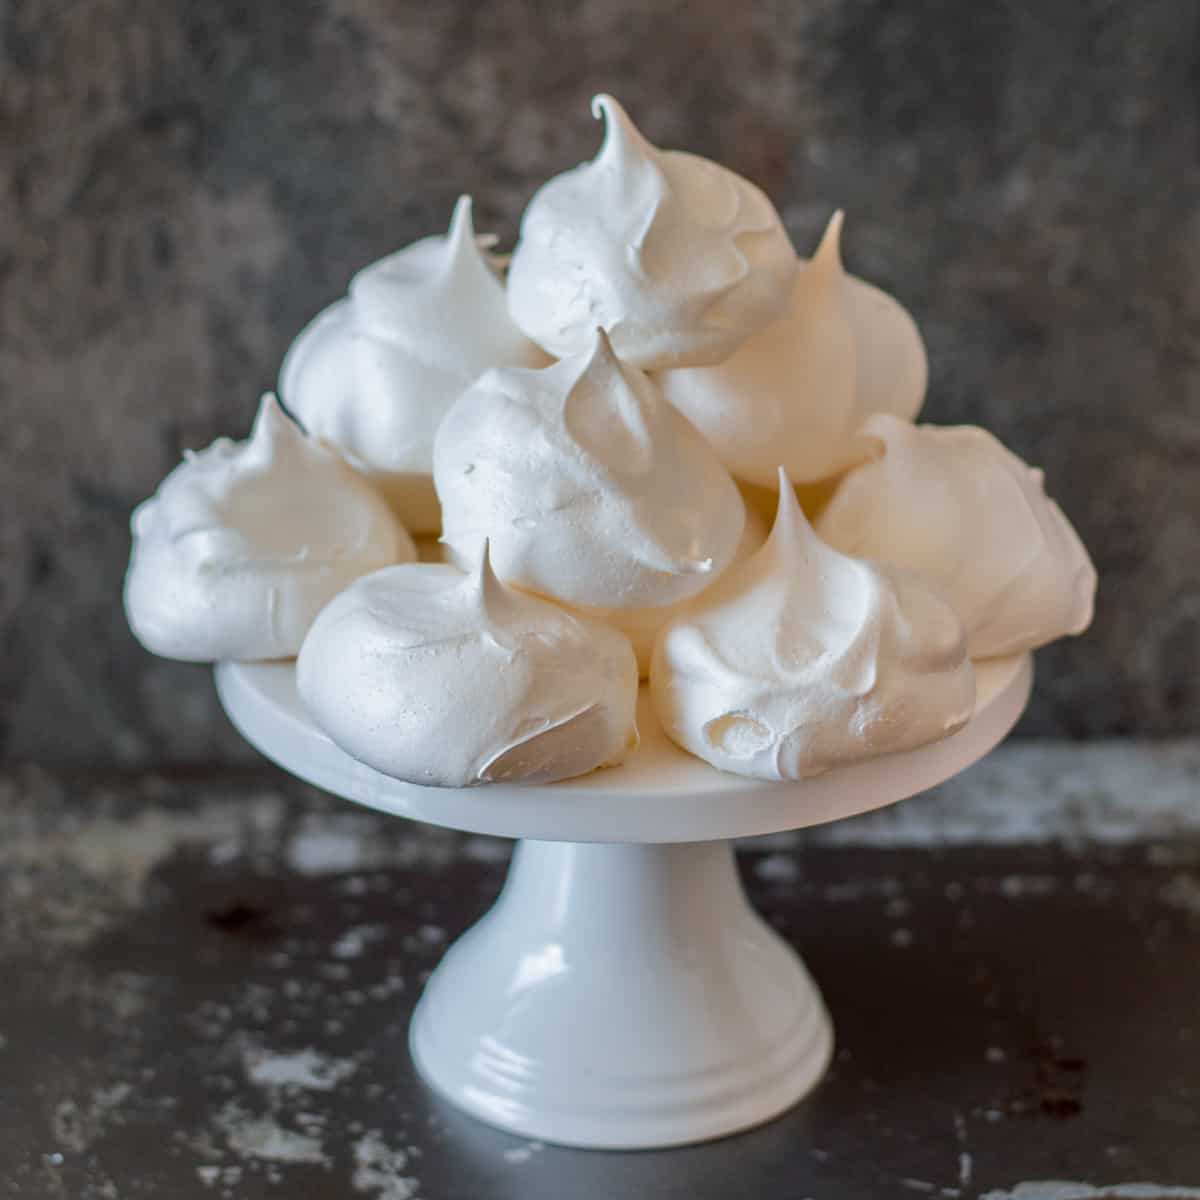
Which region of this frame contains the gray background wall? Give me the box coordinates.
[1,0,1197,766]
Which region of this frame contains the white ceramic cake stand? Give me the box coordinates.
[215,654,1032,1150]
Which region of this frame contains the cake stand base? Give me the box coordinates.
[409,838,832,1149]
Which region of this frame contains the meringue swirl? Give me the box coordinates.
[296,546,639,787]
[280,196,547,532]
[506,95,797,369]
[434,328,746,609]
[651,469,975,780]
[124,394,411,662]
[657,212,928,487]
[815,415,1097,658]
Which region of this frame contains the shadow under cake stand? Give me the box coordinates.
[215,653,1032,1150]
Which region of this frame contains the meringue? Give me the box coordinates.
[651,469,975,781]
[125,395,411,662]
[573,499,770,678]
[280,196,548,533]
[434,329,746,609]
[296,547,639,787]
[506,95,797,370]
[815,416,1096,658]
[657,212,928,487]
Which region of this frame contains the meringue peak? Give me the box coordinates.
[655,208,930,488]
[445,193,476,252]
[650,464,975,780]
[472,538,519,634]
[441,194,497,290]
[507,93,797,368]
[809,210,845,284]
[593,93,654,167]
[757,468,857,608]
[767,466,820,561]
[738,468,876,674]
[435,339,746,608]
[350,194,498,338]
[250,390,289,437]
[561,329,656,476]
[280,195,547,533]
[242,393,305,465]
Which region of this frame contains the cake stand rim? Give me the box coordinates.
[214,652,1032,844]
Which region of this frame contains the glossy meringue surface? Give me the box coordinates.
[434,329,746,609]
[657,212,927,487]
[506,95,797,370]
[815,416,1097,658]
[296,547,639,788]
[281,196,547,533]
[651,470,975,781]
[124,395,411,662]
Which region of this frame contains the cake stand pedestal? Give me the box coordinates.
[216,654,1032,1150]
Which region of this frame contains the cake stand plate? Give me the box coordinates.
[216,654,1032,1150]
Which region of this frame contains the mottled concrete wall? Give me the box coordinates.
[2,0,1197,764]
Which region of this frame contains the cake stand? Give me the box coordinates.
[215,653,1032,1150]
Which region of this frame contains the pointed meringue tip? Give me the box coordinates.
[590,92,620,122]
[251,392,288,437]
[475,537,507,610]
[448,194,474,234]
[592,94,649,158]
[769,466,815,548]
[812,210,845,277]
[591,324,616,355]
[244,393,304,463]
[581,325,623,376]
[439,194,499,287]
[445,194,478,257]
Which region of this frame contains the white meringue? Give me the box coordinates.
[651,469,975,781]
[657,212,928,487]
[815,416,1096,658]
[280,196,548,533]
[573,499,770,678]
[296,547,639,787]
[506,94,797,370]
[434,329,746,609]
[125,395,411,662]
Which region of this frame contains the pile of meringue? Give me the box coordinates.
[124,95,1096,789]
